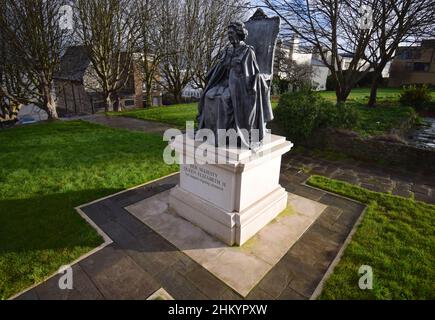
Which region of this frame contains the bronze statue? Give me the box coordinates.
[198,10,280,149]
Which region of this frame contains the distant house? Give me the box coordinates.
[182,84,203,100]
[275,37,329,91]
[54,46,161,114]
[337,52,391,79]
[389,39,435,87]
[54,46,96,114]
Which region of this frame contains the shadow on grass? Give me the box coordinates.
[0,189,123,255]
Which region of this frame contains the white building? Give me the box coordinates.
[338,52,391,78]
[182,84,203,100]
[275,37,329,91]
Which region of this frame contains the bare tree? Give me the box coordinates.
[262,0,435,105]
[0,0,69,119]
[365,0,435,107]
[286,61,314,91]
[74,0,140,111]
[154,0,246,103]
[274,42,314,91]
[0,51,27,121]
[154,0,200,104]
[135,0,168,107]
[261,0,383,103]
[191,0,247,90]
[0,14,22,121]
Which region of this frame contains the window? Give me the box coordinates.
[399,50,413,60]
[125,100,135,106]
[405,62,414,71]
[414,63,430,72]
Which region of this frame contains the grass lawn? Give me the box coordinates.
[109,103,199,128]
[351,104,417,136]
[307,175,435,300]
[108,88,428,137]
[0,121,178,299]
[319,88,403,103]
[108,102,280,128]
[319,87,435,103]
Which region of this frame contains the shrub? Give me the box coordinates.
[399,84,432,111]
[275,89,359,142]
[318,102,360,130]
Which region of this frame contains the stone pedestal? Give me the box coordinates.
[169,134,293,246]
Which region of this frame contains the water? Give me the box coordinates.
[407,118,435,149]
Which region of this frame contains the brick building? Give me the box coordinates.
[54,46,160,114]
[389,39,435,87]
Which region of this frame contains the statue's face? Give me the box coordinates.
[228,28,240,45]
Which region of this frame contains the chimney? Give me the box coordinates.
[290,35,300,58]
[292,35,301,52]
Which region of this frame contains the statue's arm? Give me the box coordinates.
[206,48,228,83]
[245,48,260,94]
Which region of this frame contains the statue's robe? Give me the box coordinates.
[198,42,273,149]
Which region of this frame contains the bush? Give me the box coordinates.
[399,84,432,111]
[318,102,360,130]
[272,78,291,95]
[275,89,359,142]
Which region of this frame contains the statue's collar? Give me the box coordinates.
[229,42,248,55]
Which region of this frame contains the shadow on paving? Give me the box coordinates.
[14,173,366,300]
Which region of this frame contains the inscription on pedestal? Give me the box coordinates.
[180,164,235,212]
[182,165,227,192]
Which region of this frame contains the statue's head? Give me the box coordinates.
[228,21,248,45]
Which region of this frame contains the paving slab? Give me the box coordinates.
[14,169,366,301]
[126,189,326,297]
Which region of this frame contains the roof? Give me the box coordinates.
[396,39,435,51]
[55,46,91,82]
[339,52,354,58]
[311,58,327,67]
[279,41,313,52]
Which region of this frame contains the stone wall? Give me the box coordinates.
[306,128,435,173]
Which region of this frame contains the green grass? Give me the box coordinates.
[109,88,425,137]
[318,88,404,103]
[320,87,435,103]
[307,175,435,300]
[0,121,179,299]
[318,88,421,136]
[108,102,280,128]
[108,103,199,128]
[352,104,417,136]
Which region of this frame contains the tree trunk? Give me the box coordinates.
[104,91,113,112]
[145,79,153,108]
[173,89,182,104]
[113,92,121,112]
[0,101,21,121]
[45,100,59,119]
[336,86,351,103]
[43,83,59,119]
[368,73,381,108]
